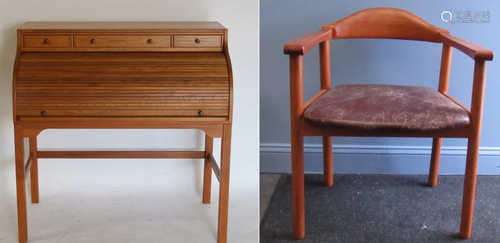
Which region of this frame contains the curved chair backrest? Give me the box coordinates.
[322,8,449,42]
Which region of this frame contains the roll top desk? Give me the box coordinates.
[13,22,233,243]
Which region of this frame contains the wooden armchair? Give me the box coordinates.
[284,7,493,239]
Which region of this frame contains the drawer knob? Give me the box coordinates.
[195,38,201,44]
[41,111,47,116]
[91,39,97,44]
[198,110,204,116]
[44,39,50,44]
[148,39,154,44]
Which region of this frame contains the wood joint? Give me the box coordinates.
[24,153,33,180]
[208,153,221,182]
[303,89,327,109]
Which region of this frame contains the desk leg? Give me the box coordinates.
[29,137,39,203]
[217,124,232,243]
[203,134,214,204]
[14,124,28,243]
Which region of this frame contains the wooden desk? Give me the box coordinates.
[12,22,233,243]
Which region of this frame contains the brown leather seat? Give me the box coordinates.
[303,84,470,131]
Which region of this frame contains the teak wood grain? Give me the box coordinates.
[23,35,72,48]
[173,35,222,47]
[19,21,226,30]
[12,22,233,243]
[73,35,172,48]
[19,23,225,52]
[16,52,229,117]
[284,7,493,241]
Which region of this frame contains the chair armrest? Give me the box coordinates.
[284,29,332,55]
[440,33,494,61]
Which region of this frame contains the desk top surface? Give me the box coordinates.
[19,22,226,31]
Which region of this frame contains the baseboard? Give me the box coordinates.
[260,143,500,175]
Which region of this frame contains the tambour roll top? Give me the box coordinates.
[13,22,232,121]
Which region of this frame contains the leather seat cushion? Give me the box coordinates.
[303,84,470,131]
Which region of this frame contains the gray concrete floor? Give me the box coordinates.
[260,173,283,221]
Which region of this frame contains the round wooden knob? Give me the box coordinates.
[198,110,204,116]
[41,111,47,116]
[195,39,201,44]
[44,39,50,44]
[91,39,97,43]
[148,39,154,44]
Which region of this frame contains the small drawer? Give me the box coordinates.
[74,35,171,48]
[173,35,222,47]
[23,35,72,48]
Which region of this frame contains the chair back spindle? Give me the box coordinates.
[319,41,331,90]
[438,45,453,94]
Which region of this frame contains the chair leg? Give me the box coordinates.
[428,137,442,187]
[459,136,480,239]
[29,137,39,203]
[322,136,333,187]
[14,124,28,243]
[292,130,305,239]
[217,125,231,243]
[202,134,214,204]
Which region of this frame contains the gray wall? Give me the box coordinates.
[260,0,500,174]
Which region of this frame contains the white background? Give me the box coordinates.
[0,1,259,242]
